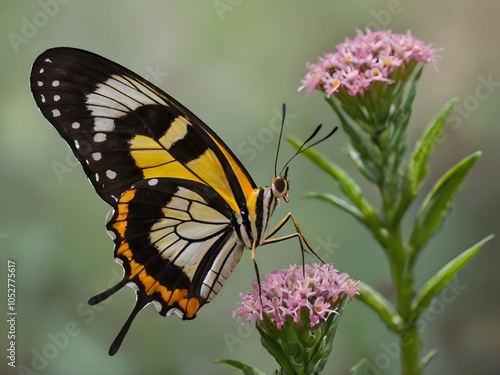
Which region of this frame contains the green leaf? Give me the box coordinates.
[304,192,363,222]
[356,281,403,333]
[409,151,481,255]
[255,318,296,375]
[393,99,459,226]
[349,358,372,375]
[407,98,459,195]
[325,98,382,166]
[289,137,386,246]
[384,67,422,169]
[347,146,383,184]
[215,359,268,375]
[392,65,423,132]
[420,349,438,370]
[412,235,494,316]
[311,296,350,373]
[388,122,408,174]
[288,137,374,218]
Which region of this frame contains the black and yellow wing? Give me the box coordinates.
[31,47,256,207]
[102,177,245,355]
[30,47,257,354]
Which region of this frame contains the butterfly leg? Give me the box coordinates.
[262,212,325,263]
[249,240,267,310]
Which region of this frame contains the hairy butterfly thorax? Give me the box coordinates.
[30,47,336,355]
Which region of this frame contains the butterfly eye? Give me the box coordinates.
[272,176,288,201]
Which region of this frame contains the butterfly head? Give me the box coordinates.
[272,167,289,203]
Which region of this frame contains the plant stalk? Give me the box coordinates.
[384,190,421,375]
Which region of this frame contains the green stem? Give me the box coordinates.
[400,325,421,375]
[385,199,421,375]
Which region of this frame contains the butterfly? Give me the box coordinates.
[30,47,336,355]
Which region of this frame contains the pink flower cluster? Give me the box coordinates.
[234,264,358,329]
[299,29,440,98]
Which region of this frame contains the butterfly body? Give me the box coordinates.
[30,47,301,355]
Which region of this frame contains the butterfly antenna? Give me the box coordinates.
[279,125,338,176]
[274,103,287,177]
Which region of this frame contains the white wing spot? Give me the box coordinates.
[52,109,61,117]
[94,133,106,142]
[167,308,183,318]
[37,81,43,87]
[106,170,117,179]
[129,283,140,292]
[54,95,60,102]
[95,173,100,182]
[71,122,80,129]
[39,68,44,73]
[44,58,52,63]
[52,80,60,87]
[152,301,162,312]
[105,208,115,224]
[148,178,159,186]
[40,94,45,103]
[92,152,102,161]
[106,229,117,241]
[93,117,115,132]
[74,140,80,149]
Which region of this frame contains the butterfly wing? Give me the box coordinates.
[30,47,256,354]
[97,177,244,355]
[30,47,256,208]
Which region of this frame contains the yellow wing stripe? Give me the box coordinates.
[245,188,259,225]
[130,134,203,184]
[209,134,255,199]
[157,116,190,149]
[129,128,241,212]
[185,149,238,211]
[129,135,163,150]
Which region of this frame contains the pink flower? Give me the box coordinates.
[299,28,440,98]
[233,263,358,329]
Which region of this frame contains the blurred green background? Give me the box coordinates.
[1,1,499,374]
